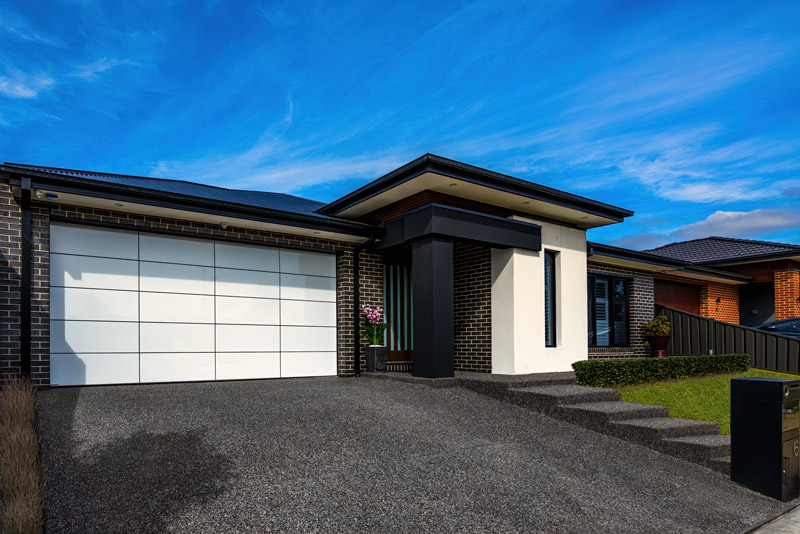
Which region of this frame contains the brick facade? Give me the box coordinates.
[655,273,740,323]
[775,269,800,321]
[356,250,384,373]
[0,185,22,380]
[0,183,382,385]
[587,261,654,359]
[699,282,739,323]
[453,242,492,372]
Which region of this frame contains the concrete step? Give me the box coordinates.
[708,455,731,476]
[456,372,576,400]
[660,434,731,469]
[610,417,720,447]
[507,384,619,413]
[556,401,669,432]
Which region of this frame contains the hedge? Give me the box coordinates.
[572,354,750,388]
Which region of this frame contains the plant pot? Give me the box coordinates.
[365,345,388,373]
[646,335,670,357]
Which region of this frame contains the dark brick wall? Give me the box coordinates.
[0,184,22,380]
[336,248,384,375]
[357,251,384,373]
[0,184,382,384]
[453,242,492,372]
[587,261,654,359]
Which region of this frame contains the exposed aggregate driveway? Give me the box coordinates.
[38,377,792,533]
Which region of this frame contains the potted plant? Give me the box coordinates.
[641,315,671,357]
[361,305,388,372]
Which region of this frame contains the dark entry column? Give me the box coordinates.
[411,236,454,378]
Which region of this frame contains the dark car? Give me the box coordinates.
[756,317,800,338]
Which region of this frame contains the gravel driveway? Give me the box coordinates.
[38,377,790,533]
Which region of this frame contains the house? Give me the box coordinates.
[0,154,753,387]
[646,238,800,326]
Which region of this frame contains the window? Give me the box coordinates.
[544,250,558,347]
[588,274,629,347]
[773,319,800,334]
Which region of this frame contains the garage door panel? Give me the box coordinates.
[140,323,215,353]
[215,296,279,325]
[215,268,279,299]
[51,287,138,321]
[51,321,139,354]
[51,224,339,385]
[140,262,214,295]
[140,353,215,383]
[51,353,139,386]
[51,254,138,290]
[279,250,335,277]
[215,242,279,272]
[216,352,280,380]
[280,274,336,302]
[281,300,336,326]
[281,326,336,352]
[280,352,336,377]
[140,293,214,323]
[139,234,214,266]
[51,224,138,260]
[216,325,280,352]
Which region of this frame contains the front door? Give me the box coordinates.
[384,262,413,366]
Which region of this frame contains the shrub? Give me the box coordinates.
[572,354,750,388]
[641,315,670,336]
[0,379,43,534]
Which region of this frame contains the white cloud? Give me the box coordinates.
[609,208,800,251]
[151,149,409,195]
[0,70,54,98]
[71,58,135,80]
[674,208,800,240]
[608,233,671,250]
[0,9,61,46]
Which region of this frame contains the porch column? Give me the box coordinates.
[411,236,454,378]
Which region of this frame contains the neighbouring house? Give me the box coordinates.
[645,238,800,327]
[0,154,764,387]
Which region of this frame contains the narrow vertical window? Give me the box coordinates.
[544,250,558,347]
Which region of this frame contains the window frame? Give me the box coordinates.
[544,250,558,348]
[588,273,631,348]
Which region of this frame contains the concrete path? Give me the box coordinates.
[38,377,795,533]
[749,505,800,533]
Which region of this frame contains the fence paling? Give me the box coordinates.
[655,305,800,374]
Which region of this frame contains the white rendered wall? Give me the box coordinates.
[491,217,588,374]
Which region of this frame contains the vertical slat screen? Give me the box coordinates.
[657,305,800,373]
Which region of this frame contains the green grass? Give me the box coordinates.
[613,369,800,435]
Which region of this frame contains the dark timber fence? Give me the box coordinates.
[655,305,800,374]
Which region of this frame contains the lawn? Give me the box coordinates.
[613,369,800,435]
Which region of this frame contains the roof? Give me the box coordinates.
[0,162,374,237]
[318,153,633,224]
[3,163,330,218]
[645,237,800,265]
[587,242,752,284]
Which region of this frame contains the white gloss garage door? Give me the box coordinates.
[50,223,337,386]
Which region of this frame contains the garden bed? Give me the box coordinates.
[0,379,43,534]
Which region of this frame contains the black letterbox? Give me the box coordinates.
[731,377,799,501]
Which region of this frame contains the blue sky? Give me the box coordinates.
[1,0,799,249]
